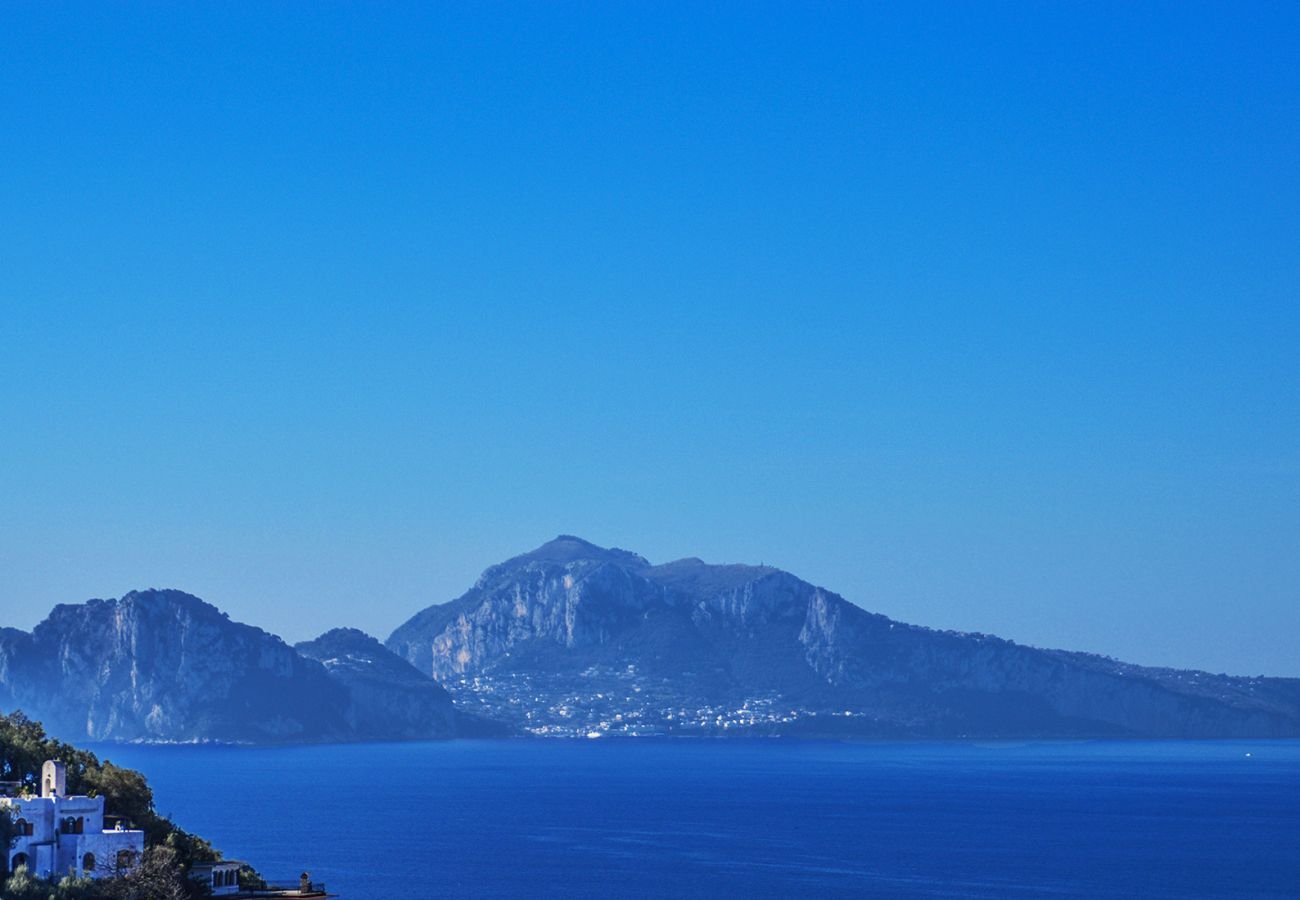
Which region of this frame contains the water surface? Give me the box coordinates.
[96,739,1300,898]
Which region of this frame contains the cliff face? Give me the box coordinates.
[0,591,468,743]
[0,590,352,742]
[387,536,1300,738]
[388,537,660,680]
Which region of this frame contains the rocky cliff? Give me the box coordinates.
[387,536,1300,738]
[0,591,463,743]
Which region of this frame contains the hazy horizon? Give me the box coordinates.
[2,3,1297,677]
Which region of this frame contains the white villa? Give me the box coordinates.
[3,760,145,880]
[191,860,245,896]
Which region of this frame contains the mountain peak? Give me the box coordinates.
[644,557,781,594]
[119,588,221,612]
[297,627,385,655]
[294,626,466,737]
[296,627,433,687]
[36,589,230,639]
[498,535,651,570]
[321,626,374,640]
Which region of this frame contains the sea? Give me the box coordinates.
[93,739,1300,899]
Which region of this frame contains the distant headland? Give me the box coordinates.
[2,537,1298,744]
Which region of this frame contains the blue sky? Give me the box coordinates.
[1,2,1296,674]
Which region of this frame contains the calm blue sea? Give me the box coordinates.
[93,739,1300,899]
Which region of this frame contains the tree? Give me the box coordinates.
[2,865,100,900]
[0,802,16,874]
[0,864,41,899]
[80,763,154,833]
[107,846,193,900]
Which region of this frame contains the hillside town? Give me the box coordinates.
[444,663,862,737]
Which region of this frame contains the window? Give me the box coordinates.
[116,849,137,871]
[83,853,96,872]
[10,852,28,871]
[14,818,31,837]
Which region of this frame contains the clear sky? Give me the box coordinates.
[1,3,1296,675]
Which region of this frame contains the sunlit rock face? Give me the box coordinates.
[387,536,1300,739]
[390,537,663,682]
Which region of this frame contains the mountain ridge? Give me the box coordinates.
[1,539,1295,743]
[0,590,467,743]
[387,536,1300,738]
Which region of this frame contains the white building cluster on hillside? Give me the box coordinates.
[3,760,144,880]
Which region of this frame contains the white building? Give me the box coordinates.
[3,761,145,880]
[190,860,245,896]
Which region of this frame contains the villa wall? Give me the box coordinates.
[4,793,143,880]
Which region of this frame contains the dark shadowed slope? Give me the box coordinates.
[294,627,501,738]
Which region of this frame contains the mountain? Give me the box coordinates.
[0,590,463,743]
[387,536,1300,738]
[294,628,500,739]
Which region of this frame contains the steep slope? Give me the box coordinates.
[294,628,488,739]
[387,537,1300,738]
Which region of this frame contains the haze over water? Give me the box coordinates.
[99,739,1300,899]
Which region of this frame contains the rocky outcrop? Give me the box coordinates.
[0,591,467,743]
[389,536,660,680]
[387,536,1300,738]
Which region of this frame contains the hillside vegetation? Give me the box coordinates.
[0,711,254,899]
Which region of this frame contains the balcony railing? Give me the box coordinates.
[244,880,329,896]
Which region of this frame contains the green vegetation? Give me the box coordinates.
[3,845,193,900]
[1,711,254,898]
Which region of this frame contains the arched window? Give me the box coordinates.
[11,852,28,871]
[14,817,30,836]
[76,816,84,834]
[83,852,96,872]
[116,849,137,871]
